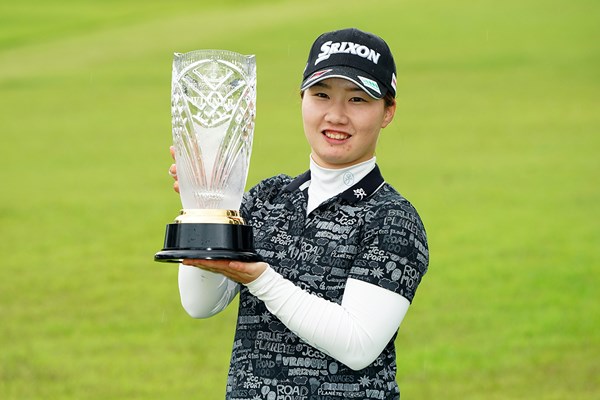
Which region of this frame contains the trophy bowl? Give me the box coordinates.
[155,50,261,263]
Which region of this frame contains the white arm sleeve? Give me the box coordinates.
[246,266,410,370]
[178,264,240,318]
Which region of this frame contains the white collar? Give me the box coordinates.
[306,155,376,214]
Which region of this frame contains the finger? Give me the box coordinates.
[182,261,218,274]
[170,146,176,160]
[201,259,235,269]
[181,259,199,267]
[173,181,179,193]
[182,259,229,268]
[169,164,177,178]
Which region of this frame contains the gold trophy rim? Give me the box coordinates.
[174,209,246,225]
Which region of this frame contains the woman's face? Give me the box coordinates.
[301,78,395,169]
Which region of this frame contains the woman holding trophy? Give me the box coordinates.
[169,28,429,399]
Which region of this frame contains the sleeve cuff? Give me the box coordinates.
[244,263,276,292]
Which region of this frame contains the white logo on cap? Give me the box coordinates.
[315,41,381,65]
[358,76,381,95]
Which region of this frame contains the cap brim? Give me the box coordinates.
[300,66,386,99]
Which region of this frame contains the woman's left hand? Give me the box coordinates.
[181,259,268,284]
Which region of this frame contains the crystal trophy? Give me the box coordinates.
[155,50,260,262]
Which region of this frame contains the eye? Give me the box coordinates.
[314,92,329,99]
[349,96,368,103]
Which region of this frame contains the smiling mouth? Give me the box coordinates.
[323,130,351,140]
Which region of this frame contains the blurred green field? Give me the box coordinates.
[1,0,598,398]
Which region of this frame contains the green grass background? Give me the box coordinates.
[1,0,598,398]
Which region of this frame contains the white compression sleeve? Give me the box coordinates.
[246,266,410,370]
[178,264,240,318]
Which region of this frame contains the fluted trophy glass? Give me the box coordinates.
[155,50,260,262]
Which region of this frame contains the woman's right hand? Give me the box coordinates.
[169,146,180,193]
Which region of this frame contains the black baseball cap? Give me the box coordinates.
[300,28,397,99]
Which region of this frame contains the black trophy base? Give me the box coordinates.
[154,223,261,263]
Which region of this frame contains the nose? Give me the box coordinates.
[324,102,349,125]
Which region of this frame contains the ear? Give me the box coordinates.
[381,102,396,128]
